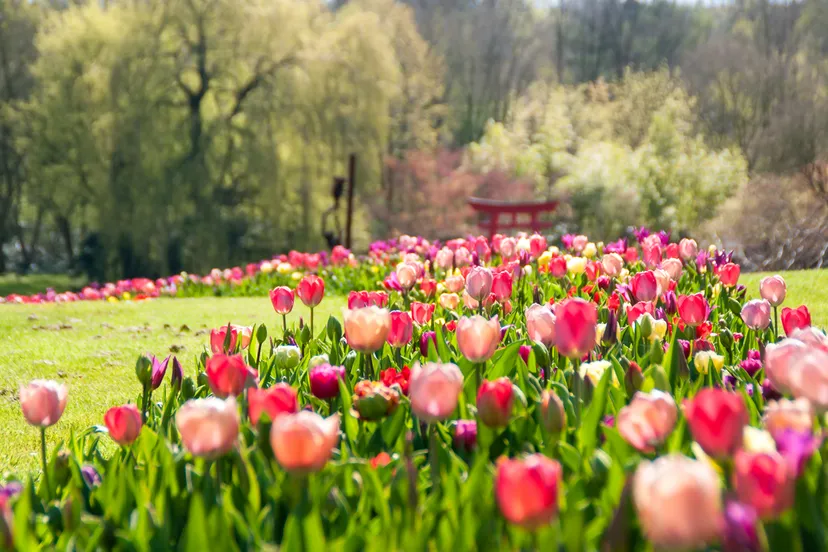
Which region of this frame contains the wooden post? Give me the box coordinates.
[345,154,356,249]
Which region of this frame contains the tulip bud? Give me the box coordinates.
[541,390,566,434]
[308,354,329,369]
[170,356,183,391]
[420,330,437,357]
[181,376,197,400]
[602,310,618,346]
[274,345,302,370]
[353,381,400,421]
[476,378,514,428]
[135,354,153,387]
[636,313,655,339]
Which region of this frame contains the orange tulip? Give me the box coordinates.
[270,411,340,473]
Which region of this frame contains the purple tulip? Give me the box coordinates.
[762,378,782,401]
[309,364,346,400]
[632,226,650,243]
[454,420,477,452]
[519,345,531,365]
[170,356,183,390]
[82,465,102,486]
[723,501,760,552]
[151,355,170,390]
[420,331,437,357]
[739,350,762,378]
[772,429,822,477]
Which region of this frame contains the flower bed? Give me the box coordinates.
[2,232,825,550]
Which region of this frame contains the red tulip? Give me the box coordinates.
[380,366,411,395]
[297,274,325,307]
[677,293,709,327]
[269,286,294,315]
[248,384,298,425]
[683,389,748,458]
[665,243,679,259]
[104,404,142,445]
[554,298,597,358]
[495,454,562,529]
[387,311,414,348]
[781,306,811,336]
[411,301,435,325]
[477,378,514,427]
[420,278,437,298]
[630,270,658,303]
[626,301,654,324]
[733,451,794,519]
[529,234,547,258]
[205,354,257,398]
[491,270,513,301]
[210,326,238,354]
[718,262,741,287]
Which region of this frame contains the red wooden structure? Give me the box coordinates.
[467,197,559,239]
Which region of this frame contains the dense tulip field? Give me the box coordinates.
[4,231,827,550]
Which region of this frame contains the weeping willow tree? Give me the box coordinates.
[17,0,436,277]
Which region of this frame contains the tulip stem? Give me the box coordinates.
[140,383,150,424]
[282,314,287,337]
[40,427,51,499]
[310,308,315,340]
[475,363,483,392]
[215,458,223,505]
[364,353,374,380]
[429,424,440,492]
[772,305,779,340]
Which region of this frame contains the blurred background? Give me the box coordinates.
[0,0,826,281]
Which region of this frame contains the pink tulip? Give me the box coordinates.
[741,299,771,330]
[387,311,414,348]
[439,293,460,310]
[760,275,786,307]
[20,380,68,427]
[248,384,298,426]
[642,243,662,268]
[270,411,339,473]
[495,454,562,529]
[633,455,723,550]
[601,253,623,277]
[718,262,741,287]
[763,398,813,435]
[677,293,709,327]
[554,298,597,359]
[684,389,748,458]
[176,397,239,458]
[626,301,655,324]
[572,235,588,252]
[456,315,500,363]
[434,248,454,270]
[210,326,237,354]
[678,238,698,261]
[409,362,463,422]
[786,347,828,412]
[781,306,811,336]
[525,303,556,348]
[630,271,658,303]
[491,271,513,301]
[411,302,435,325]
[499,237,517,259]
[269,286,294,315]
[308,364,346,400]
[616,391,677,453]
[529,234,547,258]
[764,338,808,394]
[733,451,794,519]
[477,378,514,427]
[653,268,670,297]
[343,306,392,353]
[205,354,257,398]
[465,266,493,301]
[104,404,142,445]
[396,262,418,290]
[444,275,465,294]
[297,275,325,307]
[661,258,683,281]
[790,326,828,352]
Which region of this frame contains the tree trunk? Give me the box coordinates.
[55,215,74,266]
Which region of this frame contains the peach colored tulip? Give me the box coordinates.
[760,275,786,307]
[439,293,460,310]
[660,258,682,281]
[396,262,418,290]
[176,397,239,458]
[786,348,828,412]
[764,338,808,394]
[343,306,391,353]
[572,235,588,252]
[463,291,479,310]
[525,304,556,348]
[456,315,500,363]
[678,238,698,261]
[653,268,670,297]
[600,253,624,277]
[20,380,68,427]
[495,454,562,529]
[104,404,142,445]
[554,298,597,359]
[633,455,723,550]
[616,390,677,453]
[763,398,813,435]
[270,411,340,473]
[741,299,771,330]
[409,362,464,422]
[733,451,794,519]
[444,275,465,293]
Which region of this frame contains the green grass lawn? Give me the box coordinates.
[741,269,828,329]
[0,296,346,473]
[0,273,87,297]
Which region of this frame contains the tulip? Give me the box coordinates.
[409,362,464,422]
[309,364,346,400]
[104,404,142,445]
[718,262,741,286]
[271,411,340,473]
[439,292,460,310]
[477,378,514,428]
[760,275,786,307]
[499,237,517,258]
[177,397,240,459]
[653,268,670,297]
[764,338,808,394]
[616,390,677,453]
[548,256,567,278]
[435,247,454,270]
[566,256,587,275]
[572,235,588,252]
[343,306,392,353]
[630,271,658,303]
[296,274,325,307]
[456,315,500,363]
[554,298,597,359]
[454,420,478,452]
[210,326,237,354]
[525,304,556,348]
[380,366,411,395]
[790,326,828,351]
[693,350,724,375]
[661,258,683,281]
[491,270,513,301]
[529,234,547,258]
[677,293,709,327]
[150,354,170,390]
[495,454,562,529]
[580,360,616,387]
[411,302,435,325]
[541,390,566,434]
[20,379,68,428]
[633,455,723,550]
[420,330,437,357]
[741,299,771,330]
[273,345,302,370]
[465,266,493,302]
[723,501,761,552]
[772,429,822,477]
[248,384,299,425]
[205,354,256,398]
[678,238,698,261]
[396,262,418,290]
[444,275,465,293]
[269,286,295,315]
[763,398,813,435]
[781,305,811,336]
[420,278,437,298]
[733,450,794,519]
[626,300,654,324]
[170,356,183,391]
[353,381,400,420]
[786,347,828,412]
[684,389,748,457]
[387,311,414,348]
[601,253,624,277]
